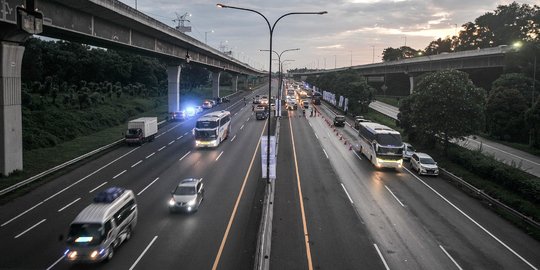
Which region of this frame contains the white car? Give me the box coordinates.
[410,152,439,176]
[169,178,204,213]
[403,142,416,161]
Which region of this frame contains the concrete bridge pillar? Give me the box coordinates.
[167,65,181,113]
[0,42,24,176]
[212,71,221,98]
[409,75,415,94]
[232,75,239,92]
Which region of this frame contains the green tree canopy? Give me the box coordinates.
[401,70,486,152]
[491,73,535,106]
[486,88,528,141]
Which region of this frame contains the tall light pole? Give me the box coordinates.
[350,50,352,67]
[217,4,327,187]
[260,48,300,108]
[371,45,375,63]
[334,55,336,69]
[204,30,214,44]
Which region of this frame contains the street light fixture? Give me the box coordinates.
[217,3,326,185]
[260,48,300,108]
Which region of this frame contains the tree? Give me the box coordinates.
[382,46,420,61]
[424,37,455,55]
[525,100,540,147]
[402,70,486,153]
[485,88,528,142]
[491,73,535,106]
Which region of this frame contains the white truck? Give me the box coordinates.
[125,117,158,145]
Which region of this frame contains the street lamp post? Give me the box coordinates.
[260,48,300,109]
[217,3,326,184]
[204,30,214,44]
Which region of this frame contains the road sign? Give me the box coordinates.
[261,136,276,179]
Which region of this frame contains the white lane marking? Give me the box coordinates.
[131,160,143,168]
[129,236,158,270]
[155,134,162,138]
[179,151,191,161]
[184,132,189,136]
[404,167,538,270]
[385,185,405,207]
[14,219,46,239]
[158,146,166,151]
[374,243,391,270]
[231,135,237,142]
[353,150,363,160]
[240,124,244,130]
[468,138,540,166]
[323,149,329,159]
[89,182,108,193]
[1,147,139,227]
[346,122,352,127]
[46,255,65,270]
[440,245,463,270]
[113,170,127,179]
[177,136,183,140]
[57,198,81,212]
[340,183,353,204]
[168,140,175,145]
[308,122,313,127]
[234,112,238,116]
[137,177,160,196]
[216,151,224,161]
[315,133,319,139]
[145,152,155,159]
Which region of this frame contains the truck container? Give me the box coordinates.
[125,117,158,145]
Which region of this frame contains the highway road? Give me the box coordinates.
[369,100,540,178]
[315,102,540,269]
[0,85,273,270]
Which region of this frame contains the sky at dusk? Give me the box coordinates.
[119,0,538,71]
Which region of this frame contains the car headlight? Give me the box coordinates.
[90,250,99,259]
[169,198,175,206]
[187,198,197,206]
[67,251,77,259]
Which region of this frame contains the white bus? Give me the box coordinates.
[194,110,231,148]
[358,122,404,168]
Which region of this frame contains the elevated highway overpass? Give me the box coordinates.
[0,0,264,175]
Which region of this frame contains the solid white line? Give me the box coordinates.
[323,149,329,159]
[374,243,391,270]
[231,135,237,142]
[385,185,405,207]
[57,198,81,212]
[145,152,155,159]
[177,135,183,140]
[315,133,319,139]
[184,132,189,135]
[353,150,363,160]
[0,147,140,227]
[155,134,162,138]
[216,151,224,161]
[158,146,166,151]
[129,236,158,270]
[346,122,352,127]
[404,167,538,270]
[179,151,191,161]
[46,255,65,270]
[131,160,143,168]
[240,124,244,130]
[14,219,46,239]
[440,245,463,270]
[308,122,313,127]
[113,170,127,179]
[340,183,354,204]
[89,182,108,193]
[168,140,175,145]
[137,177,160,196]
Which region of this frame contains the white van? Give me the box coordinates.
[63,187,137,263]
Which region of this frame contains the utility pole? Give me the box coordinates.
[350,51,352,67]
[173,12,192,33]
[371,45,375,63]
[334,55,336,69]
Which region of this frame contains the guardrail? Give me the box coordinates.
[440,168,540,230]
[254,117,280,270]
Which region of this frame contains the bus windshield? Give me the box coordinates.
[67,223,104,246]
[376,133,402,146]
[195,130,217,139]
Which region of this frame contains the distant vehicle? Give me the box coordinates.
[253,95,260,104]
[64,187,137,263]
[312,95,321,105]
[302,100,309,109]
[194,106,203,114]
[354,116,371,129]
[202,100,213,109]
[254,104,267,112]
[286,99,298,110]
[222,97,230,103]
[260,95,269,105]
[169,178,204,213]
[270,104,276,111]
[410,152,439,176]
[333,115,346,127]
[194,110,231,148]
[170,110,187,121]
[402,142,416,161]
[255,110,268,120]
[209,100,217,106]
[125,117,158,146]
[358,122,403,168]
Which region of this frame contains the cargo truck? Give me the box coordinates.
[125,117,158,145]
